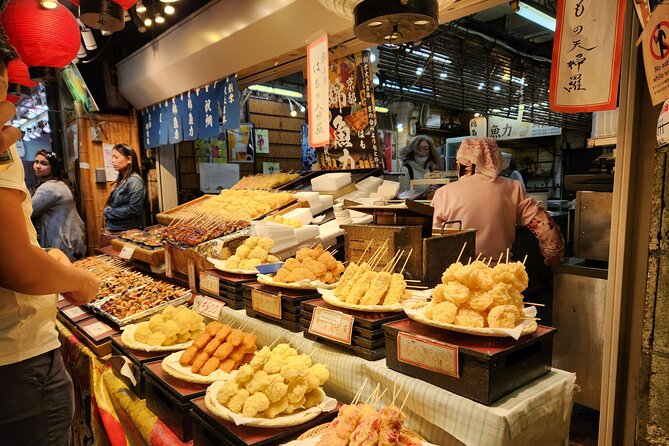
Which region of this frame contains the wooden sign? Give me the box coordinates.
[307,32,330,147]
[199,271,220,295]
[251,289,282,319]
[119,245,135,260]
[397,332,459,378]
[308,307,354,345]
[164,244,173,278]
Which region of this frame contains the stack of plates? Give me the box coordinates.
[251,221,297,253]
[311,173,351,192]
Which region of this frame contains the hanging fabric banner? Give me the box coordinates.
[167,96,184,144]
[549,0,626,112]
[306,32,330,147]
[158,101,170,146]
[217,75,241,131]
[641,4,669,106]
[317,50,380,170]
[148,106,160,148]
[141,108,154,149]
[181,92,198,141]
[194,85,220,139]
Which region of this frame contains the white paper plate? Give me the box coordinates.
[318,288,404,313]
[208,257,259,275]
[205,383,336,427]
[257,274,337,291]
[161,351,236,384]
[281,434,439,446]
[120,323,201,352]
[403,305,538,340]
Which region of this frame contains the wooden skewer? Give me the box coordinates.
[497,252,504,265]
[400,248,413,275]
[520,317,541,321]
[383,250,403,273]
[391,381,405,407]
[487,257,493,267]
[524,302,545,307]
[475,253,482,262]
[390,250,406,272]
[523,254,528,265]
[374,388,388,407]
[506,248,510,264]
[352,378,368,405]
[455,242,467,264]
[358,240,375,263]
[365,384,381,405]
[407,285,428,289]
[405,279,421,282]
[399,386,412,413]
[268,336,281,348]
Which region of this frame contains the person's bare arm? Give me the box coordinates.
[0,102,22,156]
[0,187,99,303]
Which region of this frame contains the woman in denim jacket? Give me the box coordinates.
[103,144,145,232]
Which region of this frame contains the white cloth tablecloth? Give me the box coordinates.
[217,305,575,446]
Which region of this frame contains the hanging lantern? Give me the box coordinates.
[6,94,20,104]
[1,0,80,78]
[79,0,124,32]
[112,0,138,9]
[8,59,37,88]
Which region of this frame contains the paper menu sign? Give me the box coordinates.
[83,321,113,338]
[199,271,220,295]
[251,289,282,319]
[397,332,459,378]
[308,307,353,345]
[63,306,87,319]
[196,295,224,320]
[119,245,135,260]
[188,259,197,292]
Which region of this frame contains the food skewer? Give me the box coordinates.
[455,242,467,264]
[399,248,413,275]
[524,301,545,307]
[358,239,375,263]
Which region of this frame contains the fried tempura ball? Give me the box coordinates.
[285,397,306,414]
[295,247,312,262]
[311,244,324,259]
[303,257,327,278]
[236,245,251,259]
[245,236,260,249]
[147,332,167,346]
[287,379,308,404]
[246,370,270,394]
[134,323,152,343]
[469,291,494,312]
[454,262,493,291]
[263,397,289,419]
[317,252,337,271]
[263,376,289,403]
[487,305,520,328]
[148,314,165,332]
[249,247,268,262]
[283,258,301,272]
[249,346,272,368]
[335,261,345,275]
[176,331,190,344]
[441,281,471,305]
[227,389,249,413]
[216,379,239,405]
[274,268,291,283]
[430,301,458,324]
[236,364,255,383]
[492,261,529,292]
[258,238,275,251]
[441,262,464,284]
[263,355,287,374]
[226,255,240,269]
[242,392,271,417]
[454,307,485,328]
[304,389,324,409]
[267,255,280,263]
[160,320,180,339]
[307,363,329,387]
[240,258,262,270]
[288,267,317,282]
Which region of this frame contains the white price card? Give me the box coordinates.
[251,289,282,319]
[58,294,65,302]
[63,306,87,319]
[164,245,173,278]
[309,307,354,345]
[188,259,197,292]
[119,245,136,260]
[83,321,113,338]
[397,332,459,378]
[197,295,224,320]
[199,271,220,295]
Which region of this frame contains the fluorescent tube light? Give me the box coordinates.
[248,85,303,98]
[517,1,556,32]
[374,106,388,113]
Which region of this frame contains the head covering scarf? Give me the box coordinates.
[456,137,504,181]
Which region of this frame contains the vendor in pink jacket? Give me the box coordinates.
[432,137,564,265]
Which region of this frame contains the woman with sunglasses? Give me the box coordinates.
[102,145,145,240]
[31,150,86,261]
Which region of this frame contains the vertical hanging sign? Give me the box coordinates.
[641,4,669,105]
[549,0,626,112]
[182,92,198,141]
[195,85,220,139]
[307,32,330,147]
[218,75,241,131]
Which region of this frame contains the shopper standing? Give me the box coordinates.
[398,135,443,197]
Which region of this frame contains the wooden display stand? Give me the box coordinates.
[242,282,321,332]
[384,320,557,405]
[198,269,257,310]
[300,298,407,361]
[143,360,209,442]
[110,335,172,398]
[189,396,340,446]
[57,303,119,357]
[111,238,165,268]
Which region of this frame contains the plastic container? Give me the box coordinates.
[255,262,284,275]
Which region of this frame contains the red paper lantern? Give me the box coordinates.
[6,94,20,104]
[1,0,80,70]
[8,59,37,88]
[113,0,138,10]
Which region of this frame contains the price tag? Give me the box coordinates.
[309,307,354,345]
[119,245,135,260]
[83,321,113,338]
[251,289,282,319]
[63,306,86,319]
[397,332,459,378]
[199,271,220,295]
[188,259,197,292]
[57,294,65,302]
[197,295,224,320]
[164,244,173,278]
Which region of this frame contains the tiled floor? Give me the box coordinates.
[569,404,599,446]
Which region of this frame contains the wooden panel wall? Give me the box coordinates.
[248,97,305,172]
[74,112,140,253]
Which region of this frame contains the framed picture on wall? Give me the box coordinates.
[255,128,269,154]
[227,123,254,163]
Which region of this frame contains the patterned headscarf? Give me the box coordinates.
[456,137,504,181]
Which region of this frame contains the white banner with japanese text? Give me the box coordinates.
[550,0,625,112]
[307,33,330,147]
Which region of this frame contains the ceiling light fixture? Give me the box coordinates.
[354,0,438,44]
[516,1,556,32]
[136,1,146,13]
[144,17,152,26]
[81,27,97,51]
[155,13,165,24]
[248,85,303,98]
[288,100,297,117]
[40,0,58,9]
[374,106,388,113]
[159,0,179,3]
[164,4,175,14]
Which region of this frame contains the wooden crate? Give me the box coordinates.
[57,311,119,357]
[342,224,476,287]
[243,282,321,332]
[301,298,407,361]
[144,361,209,441]
[111,238,164,267]
[384,320,556,405]
[198,269,257,310]
[156,194,212,225]
[189,396,339,446]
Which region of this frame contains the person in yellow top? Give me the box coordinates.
[0,41,99,445]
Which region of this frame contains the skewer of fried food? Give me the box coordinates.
[400,248,413,275]
[358,239,375,263]
[352,378,368,405]
[455,242,467,264]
